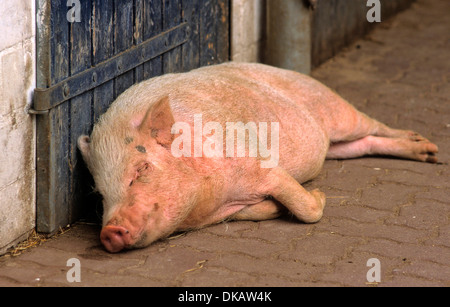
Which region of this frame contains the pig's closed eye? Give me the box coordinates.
[137,163,151,173]
[130,162,153,185]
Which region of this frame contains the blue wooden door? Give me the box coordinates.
[33,0,229,233]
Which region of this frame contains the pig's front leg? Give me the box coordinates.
[262,167,326,223]
[231,199,284,221]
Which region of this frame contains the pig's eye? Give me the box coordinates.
[137,163,151,173]
[137,163,151,177]
[131,162,153,184]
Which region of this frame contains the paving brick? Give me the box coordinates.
[0,0,449,287]
[316,251,403,287]
[355,238,450,266]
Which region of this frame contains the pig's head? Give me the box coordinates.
[78,97,198,252]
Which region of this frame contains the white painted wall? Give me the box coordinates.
[0,0,36,254]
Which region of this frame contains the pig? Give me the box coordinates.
[78,62,438,253]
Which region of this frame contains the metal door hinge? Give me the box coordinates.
[29,22,191,115]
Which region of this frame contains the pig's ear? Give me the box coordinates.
[78,135,92,165]
[139,96,175,147]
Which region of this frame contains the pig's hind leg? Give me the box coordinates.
[326,109,438,163]
[327,135,438,163]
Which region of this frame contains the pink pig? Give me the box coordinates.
[78,62,438,252]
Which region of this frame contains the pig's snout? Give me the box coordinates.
[100,225,131,253]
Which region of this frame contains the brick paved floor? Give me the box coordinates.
[1,0,448,287]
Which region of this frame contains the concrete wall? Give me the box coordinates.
[264,0,311,74]
[232,0,415,69]
[0,0,36,254]
[231,0,265,62]
[311,0,415,67]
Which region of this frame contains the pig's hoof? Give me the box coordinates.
[304,188,326,223]
[406,139,439,163]
[388,129,429,142]
[406,131,428,142]
[311,189,326,210]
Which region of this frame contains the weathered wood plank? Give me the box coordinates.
[134,0,145,83]
[37,0,71,232]
[69,0,93,222]
[35,0,52,232]
[200,0,216,66]
[182,0,200,71]
[143,0,163,79]
[93,0,115,121]
[49,103,70,230]
[114,0,135,98]
[163,0,182,73]
[216,0,230,63]
[89,0,116,223]
[50,0,69,84]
